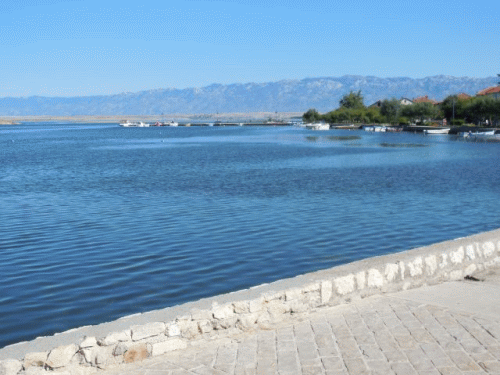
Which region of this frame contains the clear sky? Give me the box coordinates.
[1,0,498,97]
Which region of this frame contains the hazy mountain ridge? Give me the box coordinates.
[0,75,497,116]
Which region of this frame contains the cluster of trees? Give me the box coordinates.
[441,95,500,126]
[303,83,500,127]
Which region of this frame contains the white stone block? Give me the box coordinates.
[46,344,78,368]
[131,322,166,341]
[408,257,423,277]
[450,247,465,264]
[285,288,302,301]
[482,242,495,257]
[213,304,234,320]
[385,264,399,282]
[262,291,284,301]
[334,274,355,295]
[81,348,95,364]
[166,322,181,337]
[464,264,477,275]
[367,269,384,288]
[320,280,332,304]
[198,319,213,333]
[249,297,264,313]
[439,254,448,269]
[94,346,114,366]
[356,271,366,289]
[23,352,48,369]
[424,255,437,276]
[190,308,213,320]
[0,359,23,375]
[237,313,259,330]
[177,319,199,339]
[449,270,463,281]
[151,338,187,357]
[80,336,97,348]
[302,283,320,293]
[289,300,308,313]
[99,330,130,346]
[399,261,406,280]
[466,244,476,260]
[267,300,290,319]
[233,300,250,314]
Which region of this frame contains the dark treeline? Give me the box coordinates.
[303,85,500,127]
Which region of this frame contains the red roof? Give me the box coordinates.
[457,93,471,100]
[413,95,437,104]
[477,86,500,96]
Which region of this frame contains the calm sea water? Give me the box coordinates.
[1,124,499,348]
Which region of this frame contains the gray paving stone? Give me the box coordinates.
[321,357,344,372]
[383,350,408,363]
[391,362,418,375]
[277,350,300,374]
[446,350,482,372]
[343,357,370,375]
[435,366,462,375]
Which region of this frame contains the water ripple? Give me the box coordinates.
[1,125,500,348]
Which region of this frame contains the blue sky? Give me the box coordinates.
[0,0,498,97]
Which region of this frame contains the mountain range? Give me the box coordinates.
[0,75,497,116]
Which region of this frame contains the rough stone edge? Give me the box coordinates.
[2,229,500,374]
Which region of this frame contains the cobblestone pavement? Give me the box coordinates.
[103,293,500,375]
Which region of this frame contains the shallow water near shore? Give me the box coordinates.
[1,124,500,348]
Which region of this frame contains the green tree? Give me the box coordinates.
[401,102,440,124]
[440,95,467,123]
[380,98,401,124]
[302,108,321,123]
[339,91,365,109]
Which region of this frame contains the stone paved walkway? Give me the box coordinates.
[102,289,500,375]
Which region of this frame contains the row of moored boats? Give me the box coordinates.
[119,121,179,127]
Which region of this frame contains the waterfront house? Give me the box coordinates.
[412,95,438,105]
[476,86,500,99]
[369,98,414,107]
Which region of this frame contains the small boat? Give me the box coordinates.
[167,121,179,127]
[138,122,150,127]
[363,125,386,132]
[423,128,450,134]
[305,122,330,130]
[474,130,495,136]
[120,120,140,127]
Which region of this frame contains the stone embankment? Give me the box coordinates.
[1,229,500,375]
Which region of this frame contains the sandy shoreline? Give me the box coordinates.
[0,112,303,125]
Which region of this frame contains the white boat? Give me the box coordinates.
[305,122,330,131]
[167,121,179,127]
[475,130,495,136]
[138,122,150,127]
[363,125,386,132]
[120,120,140,127]
[423,128,450,134]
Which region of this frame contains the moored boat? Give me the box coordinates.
[423,128,450,134]
[120,120,140,127]
[305,122,330,131]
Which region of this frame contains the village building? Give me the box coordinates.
[412,95,438,104]
[476,86,500,99]
[369,97,414,107]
